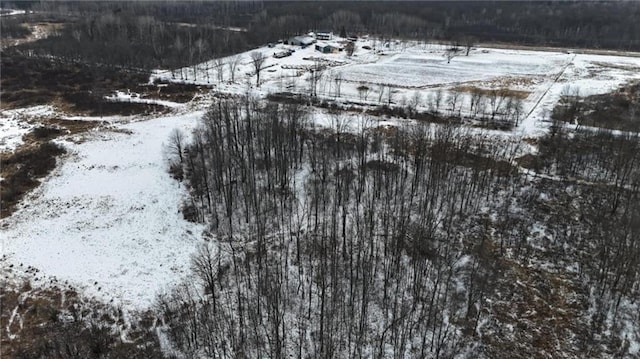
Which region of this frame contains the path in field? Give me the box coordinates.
[518,54,576,137]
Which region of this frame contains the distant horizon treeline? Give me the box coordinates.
[4,1,640,69]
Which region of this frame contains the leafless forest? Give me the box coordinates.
[2,1,640,358]
[160,97,639,358]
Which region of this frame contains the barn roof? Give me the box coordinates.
[292,35,315,45]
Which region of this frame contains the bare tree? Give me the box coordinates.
[387,85,395,105]
[513,97,524,126]
[191,242,221,300]
[308,59,325,97]
[447,91,461,116]
[227,55,242,83]
[173,36,185,79]
[488,89,508,122]
[464,37,474,56]
[250,51,267,87]
[214,58,225,83]
[357,85,371,101]
[469,88,483,117]
[334,74,343,98]
[445,42,461,64]
[195,38,207,74]
[165,128,187,181]
[166,128,186,164]
[434,89,443,114]
[409,90,422,113]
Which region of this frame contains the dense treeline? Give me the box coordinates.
[160,97,640,357]
[552,83,640,132]
[162,97,520,357]
[15,9,250,70]
[0,16,31,38]
[7,1,640,70]
[527,126,640,354]
[246,1,640,50]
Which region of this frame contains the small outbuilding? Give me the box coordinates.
[288,35,315,47]
[315,43,341,54]
[316,31,333,41]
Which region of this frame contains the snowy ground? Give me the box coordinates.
[0,105,55,152]
[105,90,187,109]
[338,48,565,88]
[153,38,640,138]
[1,111,206,310]
[2,38,639,314]
[0,9,26,17]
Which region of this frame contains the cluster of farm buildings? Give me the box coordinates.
[272,31,358,58]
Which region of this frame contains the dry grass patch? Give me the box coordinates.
[1,115,111,217]
[1,142,66,218]
[590,61,640,72]
[44,118,102,135]
[484,260,586,358]
[0,275,162,358]
[487,76,540,88]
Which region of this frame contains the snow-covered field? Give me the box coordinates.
[153,39,640,138]
[2,38,640,314]
[2,111,205,310]
[338,49,565,88]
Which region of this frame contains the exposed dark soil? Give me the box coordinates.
[42,118,102,136]
[29,126,65,140]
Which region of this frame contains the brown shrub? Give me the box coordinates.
[1,142,66,217]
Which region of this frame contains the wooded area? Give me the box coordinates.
[2,1,639,357]
[4,1,640,69]
[160,96,639,357]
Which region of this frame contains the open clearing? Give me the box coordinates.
[2,110,206,310]
[154,39,640,137]
[2,39,640,313]
[337,49,565,88]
